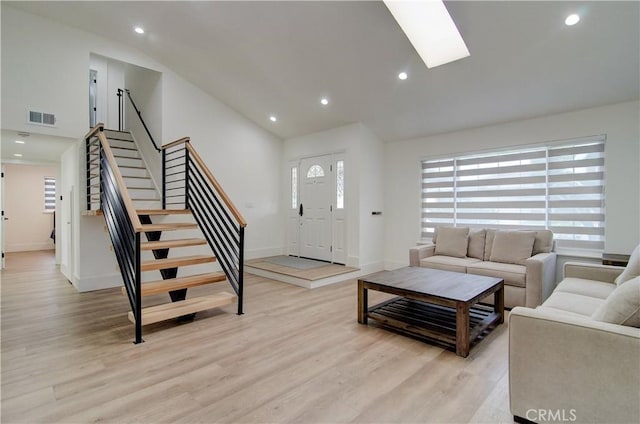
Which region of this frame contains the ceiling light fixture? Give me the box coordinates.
[383,0,469,69]
[134,26,145,34]
[398,72,408,80]
[320,97,329,106]
[14,153,23,157]
[15,140,25,144]
[269,115,277,122]
[565,14,580,26]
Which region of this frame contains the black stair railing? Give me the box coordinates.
[117,88,160,152]
[161,138,246,315]
[85,123,144,344]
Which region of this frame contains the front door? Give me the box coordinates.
[299,155,332,262]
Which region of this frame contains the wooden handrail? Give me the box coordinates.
[161,137,190,150]
[185,142,247,227]
[96,132,144,232]
[84,122,105,140]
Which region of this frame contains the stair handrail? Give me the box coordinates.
[185,143,247,228]
[117,88,161,152]
[85,123,143,230]
[161,137,246,314]
[85,123,144,343]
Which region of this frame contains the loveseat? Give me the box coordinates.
[509,245,640,424]
[409,227,556,308]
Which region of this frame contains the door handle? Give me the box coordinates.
[299,203,303,216]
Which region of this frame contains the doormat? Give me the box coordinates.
[263,255,329,270]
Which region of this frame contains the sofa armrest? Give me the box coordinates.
[509,307,640,423]
[409,244,435,267]
[524,252,557,307]
[563,261,624,283]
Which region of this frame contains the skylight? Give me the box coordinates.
[383,0,470,69]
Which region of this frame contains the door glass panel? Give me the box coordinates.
[307,164,325,178]
[336,160,344,209]
[291,167,298,209]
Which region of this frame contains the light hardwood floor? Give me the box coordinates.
[1,251,514,423]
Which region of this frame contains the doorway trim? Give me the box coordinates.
[286,152,346,264]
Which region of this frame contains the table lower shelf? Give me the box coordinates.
[367,297,500,352]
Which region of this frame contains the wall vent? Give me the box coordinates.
[27,109,56,127]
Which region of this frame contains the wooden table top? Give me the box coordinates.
[359,267,503,302]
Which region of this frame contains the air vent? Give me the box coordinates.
[27,109,56,127]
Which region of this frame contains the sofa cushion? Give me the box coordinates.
[554,277,616,300]
[483,229,496,261]
[420,256,481,274]
[592,277,640,327]
[489,231,536,265]
[434,226,469,258]
[541,291,605,317]
[531,230,554,255]
[467,261,526,288]
[615,244,640,286]
[467,229,486,260]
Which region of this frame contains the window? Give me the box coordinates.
[336,160,344,209]
[291,167,298,209]
[44,177,56,211]
[307,164,325,178]
[421,136,605,251]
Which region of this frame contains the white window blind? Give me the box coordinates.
[44,177,56,211]
[421,137,605,251]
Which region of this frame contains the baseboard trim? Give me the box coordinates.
[74,272,123,292]
[245,246,284,260]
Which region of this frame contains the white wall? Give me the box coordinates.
[2,164,56,252]
[2,5,284,290]
[284,123,385,271]
[89,54,125,129]
[124,61,163,187]
[383,101,640,269]
[162,71,284,259]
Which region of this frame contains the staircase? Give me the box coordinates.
[85,119,245,344]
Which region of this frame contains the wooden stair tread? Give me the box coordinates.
[140,223,197,232]
[141,255,216,271]
[136,209,191,215]
[141,238,206,250]
[128,292,235,325]
[121,272,227,296]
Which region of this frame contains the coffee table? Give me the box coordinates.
[358,267,504,357]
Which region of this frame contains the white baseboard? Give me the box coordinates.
[74,272,123,292]
[245,246,284,260]
[6,242,54,252]
[384,260,407,270]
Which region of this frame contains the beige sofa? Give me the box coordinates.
[509,247,640,423]
[409,227,557,308]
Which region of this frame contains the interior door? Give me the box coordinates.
[299,155,332,261]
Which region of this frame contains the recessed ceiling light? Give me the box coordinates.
[320,97,329,106]
[398,72,408,80]
[14,153,23,157]
[269,115,277,122]
[384,0,470,69]
[565,14,580,26]
[15,140,25,144]
[134,27,145,34]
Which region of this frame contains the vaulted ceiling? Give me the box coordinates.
[6,1,640,141]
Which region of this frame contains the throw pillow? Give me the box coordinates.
[614,244,640,286]
[484,230,496,261]
[467,229,486,260]
[532,230,554,255]
[592,276,640,328]
[489,231,536,265]
[434,226,469,258]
